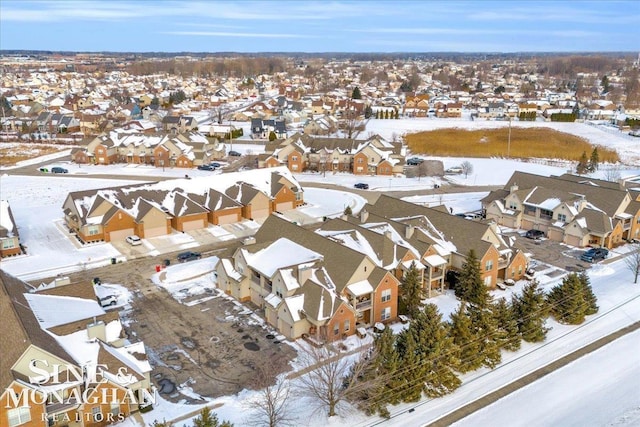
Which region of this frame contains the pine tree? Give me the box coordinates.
[375,110,380,119]
[343,205,352,216]
[579,271,598,315]
[395,331,425,402]
[589,147,599,172]
[456,250,489,307]
[397,304,461,399]
[467,303,502,369]
[364,105,373,119]
[193,407,234,427]
[512,280,548,342]
[576,151,589,174]
[361,327,403,414]
[384,110,390,119]
[448,303,480,373]
[492,297,521,351]
[395,109,399,119]
[351,86,362,100]
[398,262,424,318]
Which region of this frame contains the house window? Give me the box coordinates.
[110,402,120,417]
[357,158,363,163]
[344,320,350,332]
[381,289,391,303]
[518,265,523,275]
[2,239,15,249]
[292,156,298,161]
[484,276,492,286]
[485,260,493,271]
[8,407,31,427]
[540,209,553,220]
[509,203,517,210]
[381,307,391,321]
[88,225,100,236]
[334,323,340,336]
[523,204,536,215]
[92,406,102,421]
[558,213,567,222]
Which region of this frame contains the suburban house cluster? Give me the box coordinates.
[1,200,22,258]
[259,133,404,175]
[216,195,528,342]
[0,271,153,427]
[483,171,640,248]
[71,130,225,168]
[62,167,304,243]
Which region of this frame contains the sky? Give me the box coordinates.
[0,0,639,53]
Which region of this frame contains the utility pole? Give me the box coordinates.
[507,115,512,159]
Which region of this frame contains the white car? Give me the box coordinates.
[98,295,118,307]
[125,235,142,246]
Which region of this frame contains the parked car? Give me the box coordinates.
[51,167,68,174]
[98,295,118,307]
[197,164,215,171]
[354,183,369,190]
[445,166,463,174]
[580,247,609,263]
[125,235,142,246]
[177,251,202,262]
[406,157,424,166]
[38,167,49,173]
[209,162,221,168]
[228,150,241,157]
[525,229,545,240]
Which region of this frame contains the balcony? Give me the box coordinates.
[355,299,372,310]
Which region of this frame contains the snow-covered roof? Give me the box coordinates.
[284,294,305,322]
[24,293,105,329]
[243,238,323,277]
[0,200,16,236]
[346,280,374,296]
[220,258,242,281]
[423,254,447,267]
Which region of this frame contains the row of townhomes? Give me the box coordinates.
[1,200,22,257]
[62,167,303,243]
[482,172,640,248]
[71,130,226,168]
[216,194,528,343]
[1,271,153,427]
[259,133,404,175]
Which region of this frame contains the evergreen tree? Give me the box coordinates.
[456,249,489,307]
[395,331,425,402]
[364,105,373,119]
[268,131,277,141]
[351,86,362,99]
[395,109,399,119]
[589,147,599,172]
[512,280,548,342]
[448,303,480,373]
[343,205,352,216]
[466,303,502,369]
[375,110,380,119]
[492,298,521,351]
[397,304,461,399]
[576,151,589,174]
[579,270,598,315]
[1,96,12,115]
[384,110,389,119]
[398,262,424,318]
[193,407,233,427]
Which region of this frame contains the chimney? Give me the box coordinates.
[360,209,369,223]
[384,229,392,240]
[405,224,415,239]
[509,183,519,194]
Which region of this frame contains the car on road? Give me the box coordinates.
[177,251,202,262]
[445,166,463,174]
[525,229,545,240]
[197,164,215,171]
[228,150,242,157]
[354,183,369,190]
[38,167,49,173]
[580,247,609,263]
[406,157,424,166]
[51,167,68,174]
[125,235,142,246]
[209,162,221,168]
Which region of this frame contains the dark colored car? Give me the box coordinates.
[197,164,215,171]
[525,229,545,240]
[228,150,242,157]
[177,251,202,262]
[580,247,609,263]
[407,157,424,166]
[354,183,369,190]
[51,167,68,174]
[209,162,221,168]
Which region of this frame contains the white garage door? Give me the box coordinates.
[182,219,205,231]
[251,209,270,219]
[276,201,294,212]
[144,226,167,238]
[217,213,238,225]
[109,228,134,241]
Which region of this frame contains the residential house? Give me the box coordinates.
[0,271,153,427]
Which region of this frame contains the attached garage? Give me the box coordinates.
[251,209,270,220]
[181,219,205,231]
[144,226,167,238]
[217,212,239,225]
[565,234,583,247]
[276,201,294,212]
[109,228,134,241]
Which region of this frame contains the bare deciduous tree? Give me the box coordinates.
[603,166,622,183]
[244,365,293,427]
[625,243,640,284]
[461,160,474,178]
[295,345,372,417]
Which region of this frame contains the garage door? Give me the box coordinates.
[144,226,167,238]
[548,229,563,242]
[565,235,582,247]
[109,228,134,241]
[276,201,294,212]
[217,213,238,225]
[182,219,205,231]
[251,209,270,220]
